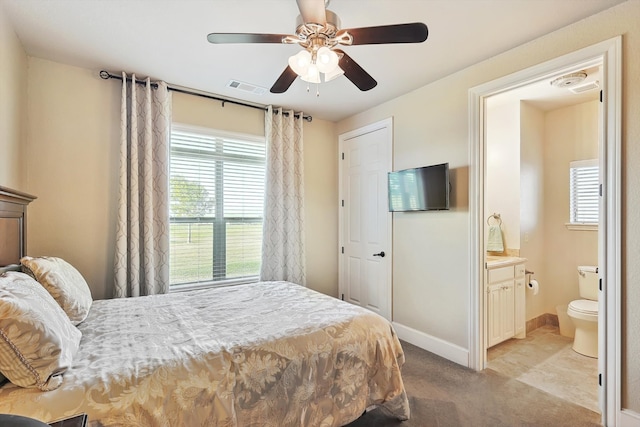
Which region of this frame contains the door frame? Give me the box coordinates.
[338,117,393,320]
[468,37,621,425]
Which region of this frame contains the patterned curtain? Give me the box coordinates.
[260,106,306,285]
[114,73,171,297]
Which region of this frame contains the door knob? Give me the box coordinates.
[373,251,386,257]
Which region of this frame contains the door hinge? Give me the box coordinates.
[341,200,344,207]
[341,152,344,160]
[599,278,602,291]
[599,183,603,197]
[341,246,344,254]
[341,293,344,301]
[600,90,603,103]
[599,373,602,386]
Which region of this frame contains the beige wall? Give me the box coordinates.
[337,1,639,411]
[542,101,599,313]
[485,99,549,322]
[302,119,339,297]
[23,61,338,301]
[172,91,264,136]
[486,100,521,252]
[519,102,546,321]
[25,58,121,301]
[0,6,27,190]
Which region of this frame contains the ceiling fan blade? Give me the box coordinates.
[338,22,428,45]
[296,0,326,25]
[270,66,298,93]
[207,33,290,44]
[334,49,377,91]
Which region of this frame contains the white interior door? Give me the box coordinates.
[338,118,393,320]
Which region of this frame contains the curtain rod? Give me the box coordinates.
[99,71,312,122]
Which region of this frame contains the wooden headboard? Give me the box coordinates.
[0,186,36,273]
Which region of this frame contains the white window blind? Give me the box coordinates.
[569,159,599,224]
[169,124,265,288]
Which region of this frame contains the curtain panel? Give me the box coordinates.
[260,106,306,285]
[114,73,172,297]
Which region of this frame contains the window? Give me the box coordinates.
[568,159,599,228]
[169,124,265,289]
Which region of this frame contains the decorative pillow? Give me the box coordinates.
[0,271,82,391]
[21,256,92,325]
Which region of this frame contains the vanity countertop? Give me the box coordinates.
[486,256,527,269]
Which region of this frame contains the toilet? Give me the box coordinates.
[567,266,599,358]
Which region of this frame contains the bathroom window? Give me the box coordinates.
[567,159,599,230]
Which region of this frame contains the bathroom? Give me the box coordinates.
[483,67,601,413]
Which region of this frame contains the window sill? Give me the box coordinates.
[565,223,598,231]
[169,276,260,293]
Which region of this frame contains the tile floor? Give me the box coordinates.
[487,324,600,413]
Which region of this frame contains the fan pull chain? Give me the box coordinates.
[304,83,320,97]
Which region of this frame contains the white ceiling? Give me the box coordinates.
[1,0,626,122]
[487,65,602,111]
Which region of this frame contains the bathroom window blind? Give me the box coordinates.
[569,159,599,224]
[169,123,266,289]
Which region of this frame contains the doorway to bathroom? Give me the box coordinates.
[468,37,621,426]
[484,62,601,412]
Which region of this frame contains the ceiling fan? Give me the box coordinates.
[207,0,428,94]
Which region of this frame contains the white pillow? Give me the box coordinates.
[0,271,82,391]
[21,256,93,325]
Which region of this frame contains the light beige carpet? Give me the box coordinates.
[347,340,601,427]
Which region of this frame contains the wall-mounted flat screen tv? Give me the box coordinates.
[388,162,450,212]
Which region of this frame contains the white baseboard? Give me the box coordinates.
[620,409,640,427]
[392,321,469,367]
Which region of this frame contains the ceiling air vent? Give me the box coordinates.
[226,80,267,95]
[550,71,587,88]
[569,80,600,94]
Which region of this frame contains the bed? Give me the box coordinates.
[0,187,410,427]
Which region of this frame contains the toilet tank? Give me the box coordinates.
[578,266,599,300]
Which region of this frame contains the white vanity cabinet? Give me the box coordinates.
[486,259,527,348]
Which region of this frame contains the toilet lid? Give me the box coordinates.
[569,299,598,314]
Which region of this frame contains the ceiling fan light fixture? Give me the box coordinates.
[208,0,429,94]
[316,47,339,73]
[288,50,312,75]
[323,65,344,82]
[301,63,321,83]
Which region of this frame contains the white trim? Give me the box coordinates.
[619,410,640,427]
[171,122,265,143]
[468,84,484,372]
[392,321,469,366]
[169,277,259,293]
[565,223,598,231]
[468,37,621,425]
[338,117,394,321]
[602,36,622,427]
[570,159,599,169]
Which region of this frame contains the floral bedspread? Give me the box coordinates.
[0,281,409,426]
